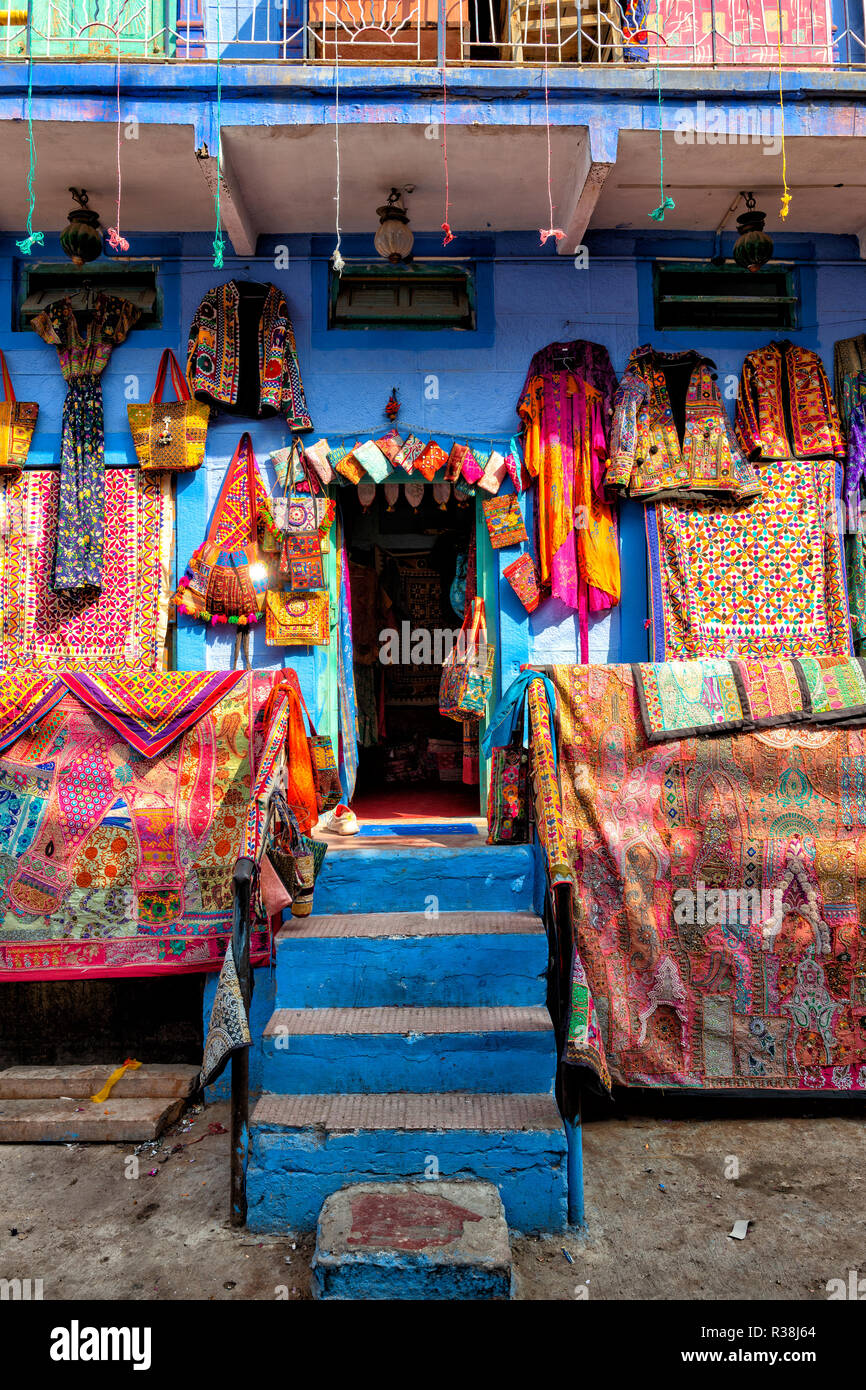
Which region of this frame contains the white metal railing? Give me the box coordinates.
[0,0,862,65]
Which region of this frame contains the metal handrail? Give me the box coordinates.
[1,0,862,67]
[229,855,254,1228]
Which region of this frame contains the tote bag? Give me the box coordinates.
[128,348,209,473]
[439,596,495,722]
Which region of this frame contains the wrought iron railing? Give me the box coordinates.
[0,0,862,65]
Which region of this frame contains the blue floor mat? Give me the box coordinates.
[358,822,479,836]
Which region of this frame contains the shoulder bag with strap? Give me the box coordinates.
[128,348,209,472]
[0,351,38,478]
[172,432,270,667]
[439,596,495,722]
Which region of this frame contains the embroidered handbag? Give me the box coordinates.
[376,429,404,464]
[487,733,530,844]
[415,441,449,481]
[477,450,508,495]
[503,552,541,613]
[439,596,495,723]
[0,351,38,479]
[172,432,270,628]
[394,435,425,474]
[461,448,484,484]
[445,443,470,482]
[483,493,527,549]
[128,348,209,473]
[259,850,293,916]
[281,532,324,589]
[265,590,330,646]
[304,438,334,486]
[295,691,342,813]
[354,439,391,483]
[329,441,365,483]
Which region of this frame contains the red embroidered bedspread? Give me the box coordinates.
[551,665,866,1093]
[0,670,280,980]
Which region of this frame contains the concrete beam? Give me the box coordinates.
[195,135,258,257]
[556,125,618,255]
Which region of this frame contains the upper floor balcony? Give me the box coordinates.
[0,0,862,68]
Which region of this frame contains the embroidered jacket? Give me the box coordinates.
[187,281,311,428]
[833,332,866,433]
[605,346,761,503]
[735,341,844,463]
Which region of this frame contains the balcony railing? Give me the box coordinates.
[0,0,862,66]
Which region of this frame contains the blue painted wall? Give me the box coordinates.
[2,226,862,692]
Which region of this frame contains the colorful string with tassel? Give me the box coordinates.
[106,26,129,252]
[212,2,225,269]
[15,18,43,257]
[647,0,675,222]
[777,28,791,220]
[332,42,344,274]
[441,62,454,246]
[538,0,565,245]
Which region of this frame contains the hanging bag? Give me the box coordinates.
[487,722,530,844]
[265,590,330,646]
[295,690,342,814]
[439,596,495,723]
[128,348,209,473]
[172,432,270,640]
[0,351,38,478]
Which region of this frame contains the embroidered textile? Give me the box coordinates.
[647,455,851,660]
[0,469,173,673]
[526,675,572,887]
[60,672,245,757]
[0,671,278,981]
[551,663,866,1092]
[635,660,750,742]
[796,656,866,724]
[517,340,620,615]
[0,674,65,752]
[736,342,845,463]
[201,939,251,1087]
[833,333,866,430]
[735,658,811,728]
[606,346,760,503]
[33,293,141,593]
[187,281,311,427]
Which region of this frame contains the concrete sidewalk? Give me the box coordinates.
[0,1099,861,1301]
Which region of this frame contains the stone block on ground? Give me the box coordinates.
[312,1179,513,1300]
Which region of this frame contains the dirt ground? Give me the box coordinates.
[0,1097,862,1301]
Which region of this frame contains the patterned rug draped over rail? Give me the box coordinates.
[535,664,866,1093]
[0,670,279,980]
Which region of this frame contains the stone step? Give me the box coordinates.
[275,911,548,1008]
[312,843,538,917]
[0,1064,201,1101]
[312,1180,513,1300]
[0,1096,187,1143]
[262,1005,557,1094]
[248,1091,567,1233]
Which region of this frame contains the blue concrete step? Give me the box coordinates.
[247,1093,568,1234]
[261,1006,557,1095]
[312,842,538,916]
[274,911,548,1009]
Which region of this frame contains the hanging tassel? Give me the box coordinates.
[106,31,130,255]
[648,1,675,223]
[537,3,567,248]
[440,61,455,247]
[332,48,345,273]
[16,44,43,257]
[212,4,225,269]
[777,30,791,220]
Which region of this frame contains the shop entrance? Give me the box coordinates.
[341,483,482,820]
